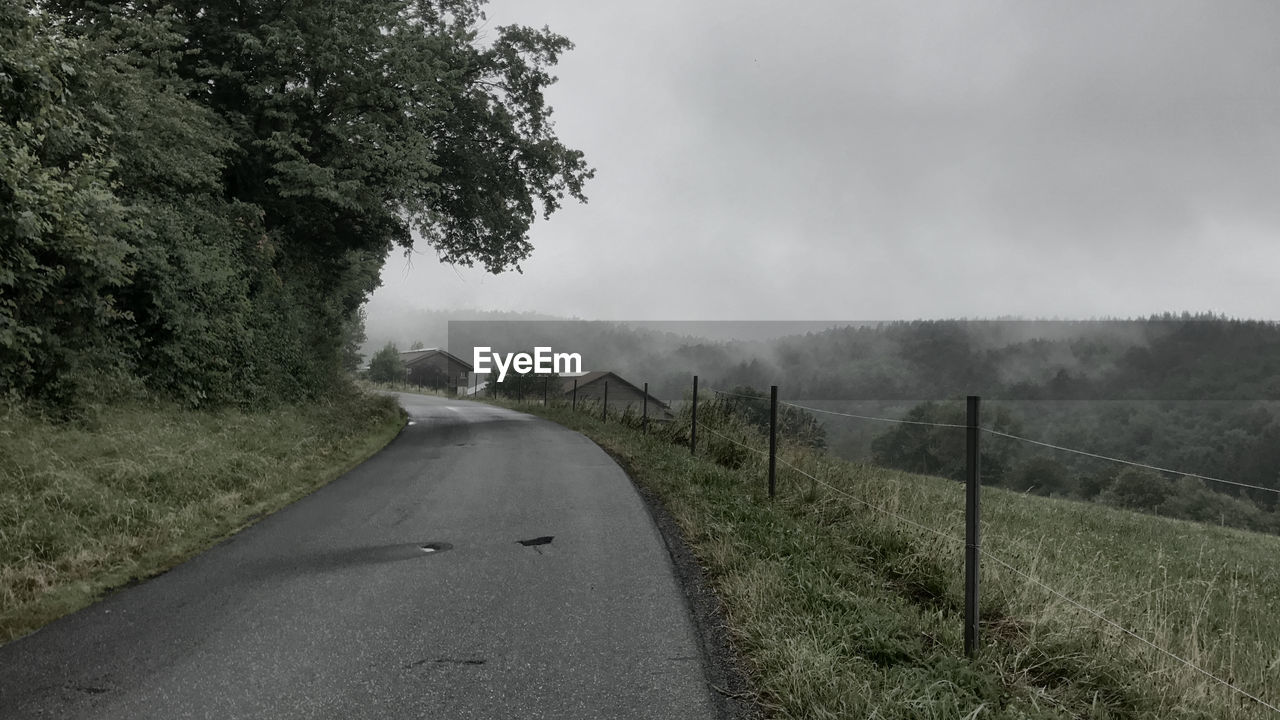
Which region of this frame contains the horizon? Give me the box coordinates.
[367,0,1280,323]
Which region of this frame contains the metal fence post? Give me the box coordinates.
[769,385,778,498]
[643,382,649,433]
[572,378,578,412]
[965,395,981,659]
[543,377,548,406]
[602,381,608,422]
[690,375,698,455]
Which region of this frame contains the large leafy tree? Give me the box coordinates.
[367,343,405,384]
[163,0,593,397]
[6,0,592,407]
[0,4,131,403]
[158,0,593,268]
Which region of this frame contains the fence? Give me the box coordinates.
[496,374,1280,715]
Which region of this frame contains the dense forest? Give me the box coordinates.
[2,0,591,411]
[716,317,1280,533]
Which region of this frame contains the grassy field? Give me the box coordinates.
[0,390,404,645]
[483,393,1280,720]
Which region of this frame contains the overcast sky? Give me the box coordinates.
[368,0,1280,323]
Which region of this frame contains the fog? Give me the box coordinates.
[366,0,1280,331]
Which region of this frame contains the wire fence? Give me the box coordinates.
[982,427,1280,497]
[507,377,1279,715]
[771,392,1280,497]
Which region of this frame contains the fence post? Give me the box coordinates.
[965,395,981,659]
[602,381,608,422]
[643,382,649,433]
[543,377,548,406]
[769,385,778,498]
[690,375,698,455]
[572,378,578,412]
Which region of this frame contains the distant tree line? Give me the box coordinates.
[1,1,590,410]
[707,315,1280,402]
[865,399,1280,535]
[393,316,1280,532]
[690,317,1280,534]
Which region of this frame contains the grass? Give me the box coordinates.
[482,393,1280,720]
[0,389,404,645]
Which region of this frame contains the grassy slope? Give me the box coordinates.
[0,391,404,644]
[485,395,1280,720]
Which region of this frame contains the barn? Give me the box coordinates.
[400,348,472,389]
[560,371,673,420]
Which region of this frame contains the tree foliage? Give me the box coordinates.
[3,0,591,409]
[367,343,404,384]
[1,5,132,404]
[868,401,1020,484]
[714,386,827,449]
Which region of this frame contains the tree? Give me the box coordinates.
[10,0,593,408]
[160,0,592,399]
[717,386,827,449]
[870,400,1020,484]
[367,343,404,384]
[1005,456,1070,495]
[498,371,555,400]
[340,309,369,374]
[0,4,132,405]
[1098,468,1170,510]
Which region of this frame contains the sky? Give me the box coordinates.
[368,0,1280,324]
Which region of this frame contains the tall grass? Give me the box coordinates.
[0,390,404,644]
[490,393,1280,719]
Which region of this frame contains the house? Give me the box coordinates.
[400,348,472,389]
[560,371,674,420]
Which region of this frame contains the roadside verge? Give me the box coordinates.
[0,391,405,645]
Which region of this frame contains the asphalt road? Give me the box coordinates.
[0,393,717,719]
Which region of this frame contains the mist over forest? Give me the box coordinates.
[366,309,1280,533]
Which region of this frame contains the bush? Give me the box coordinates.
[1098,467,1171,510]
[367,343,403,384]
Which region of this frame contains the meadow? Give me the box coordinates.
[491,392,1280,719]
[0,391,403,644]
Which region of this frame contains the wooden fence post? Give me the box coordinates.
[690,375,698,455]
[965,395,981,659]
[643,382,649,433]
[769,385,778,498]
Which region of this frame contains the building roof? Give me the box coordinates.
[560,371,669,409]
[399,348,473,371]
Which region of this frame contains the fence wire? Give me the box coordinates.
[982,427,1280,496]
[699,422,770,458]
[546,383,1278,713]
[983,553,1279,714]
[775,455,965,547]
[777,399,970,429]
[692,410,1278,715]
[759,394,1278,497]
[707,387,770,402]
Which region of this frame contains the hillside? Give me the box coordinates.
[412,315,1280,531]
[489,392,1280,719]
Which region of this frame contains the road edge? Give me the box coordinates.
[595,444,766,720]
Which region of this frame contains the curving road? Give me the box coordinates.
[0,393,716,719]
